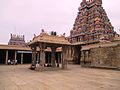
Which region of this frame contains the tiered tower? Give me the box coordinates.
[8,34,27,46]
[70,0,116,43]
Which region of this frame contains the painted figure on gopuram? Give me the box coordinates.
[70,0,116,43]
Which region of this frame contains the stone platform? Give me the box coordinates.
[0,64,120,90]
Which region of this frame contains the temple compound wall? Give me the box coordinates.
[81,42,120,69]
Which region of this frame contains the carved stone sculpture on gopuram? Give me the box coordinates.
[70,0,116,43]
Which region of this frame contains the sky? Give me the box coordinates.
[0,0,120,44]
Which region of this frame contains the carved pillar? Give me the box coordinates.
[14,51,17,60]
[21,53,23,64]
[51,46,57,68]
[5,50,8,64]
[32,47,36,65]
[37,52,39,63]
[62,46,67,69]
[86,51,89,64]
[32,50,34,64]
[39,48,41,64]
[67,46,69,60]
[80,51,84,66]
[39,45,45,67]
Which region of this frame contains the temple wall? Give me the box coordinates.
[65,46,74,63]
[66,46,81,64]
[81,45,120,69]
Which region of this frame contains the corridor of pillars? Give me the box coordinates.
[0,49,32,64]
[31,46,62,68]
[45,52,62,67]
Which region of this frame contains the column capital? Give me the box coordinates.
[31,47,36,51]
[51,46,57,52]
[39,43,45,50]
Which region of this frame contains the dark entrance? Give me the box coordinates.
[45,52,51,65]
[23,53,32,64]
[0,50,6,64]
[8,50,15,60]
[17,53,21,64]
[55,52,61,63]
[17,51,32,64]
[73,46,81,64]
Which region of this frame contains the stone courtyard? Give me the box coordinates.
[0,65,120,90]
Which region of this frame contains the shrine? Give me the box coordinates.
[28,31,71,70]
[70,0,116,43]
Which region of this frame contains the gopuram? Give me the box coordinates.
[28,31,71,70]
[70,0,116,43]
[69,0,120,69]
[8,34,27,47]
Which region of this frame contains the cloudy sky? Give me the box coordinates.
[0,0,120,44]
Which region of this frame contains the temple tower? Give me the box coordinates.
[70,0,116,43]
[8,34,27,46]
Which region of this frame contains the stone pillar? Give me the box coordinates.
[39,45,45,67]
[81,51,85,66]
[33,50,36,65]
[32,47,36,65]
[40,50,42,64]
[37,52,39,63]
[14,51,17,60]
[86,51,89,65]
[21,53,23,64]
[32,51,34,64]
[39,50,41,64]
[51,46,56,68]
[66,47,69,60]
[62,46,67,69]
[42,50,45,65]
[5,50,8,64]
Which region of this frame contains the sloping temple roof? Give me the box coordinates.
[28,32,71,45]
[0,44,31,51]
[81,41,120,51]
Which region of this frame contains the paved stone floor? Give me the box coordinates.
[0,65,120,90]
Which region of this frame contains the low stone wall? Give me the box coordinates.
[81,45,120,69]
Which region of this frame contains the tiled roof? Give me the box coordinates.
[0,44,31,51]
[29,33,71,45]
[81,41,120,51]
